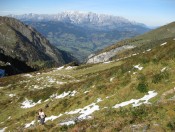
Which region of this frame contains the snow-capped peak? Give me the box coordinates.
[8,11,147,30]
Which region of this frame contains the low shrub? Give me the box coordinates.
[167,119,175,130]
[152,71,170,84]
[137,83,148,93]
[137,73,146,82]
[131,105,148,120]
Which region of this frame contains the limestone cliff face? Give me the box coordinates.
[87,45,134,63]
[9,11,148,30]
[0,16,76,70]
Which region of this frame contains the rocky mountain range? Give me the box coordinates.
[0,17,76,75]
[9,11,147,30]
[9,11,150,62]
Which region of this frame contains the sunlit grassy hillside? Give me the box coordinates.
[92,22,175,62]
[0,36,175,131]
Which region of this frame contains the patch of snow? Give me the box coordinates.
[56,66,64,70]
[134,64,143,70]
[0,87,4,89]
[8,94,16,97]
[50,91,77,99]
[116,58,121,61]
[103,61,112,64]
[123,56,128,59]
[66,102,100,120]
[133,91,158,107]
[55,92,69,98]
[161,67,167,72]
[36,78,41,81]
[160,42,167,46]
[60,120,75,126]
[84,91,89,94]
[146,49,151,52]
[56,81,65,85]
[48,78,56,83]
[110,77,115,82]
[23,74,33,78]
[45,114,63,122]
[65,66,76,70]
[66,108,82,115]
[6,62,11,66]
[0,127,7,132]
[21,98,41,108]
[78,103,99,120]
[96,98,102,103]
[70,90,77,96]
[113,91,157,108]
[106,95,115,99]
[44,99,49,102]
[33,85,39,89]
[25,121,35,128]
[132,53,138,56]
[114,99,135,108]
[19,80,30,84]
[7,116,11,120]
[6,84,12,88]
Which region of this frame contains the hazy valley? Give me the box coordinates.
[9,11,150,62]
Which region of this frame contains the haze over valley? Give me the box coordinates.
[9,11,150,62]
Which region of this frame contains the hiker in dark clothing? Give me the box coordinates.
[38,109,46,125]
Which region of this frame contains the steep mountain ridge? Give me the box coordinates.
[87,21,175,63]
[0,17,76,75]
[9,11,147,30]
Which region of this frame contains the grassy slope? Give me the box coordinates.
[0,38,175,131]
[97,22,175,60]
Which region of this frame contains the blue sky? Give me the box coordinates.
[0,0,174,26]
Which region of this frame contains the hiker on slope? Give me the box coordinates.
[38,109,46,125]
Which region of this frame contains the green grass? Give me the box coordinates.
[1,37,175,131]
